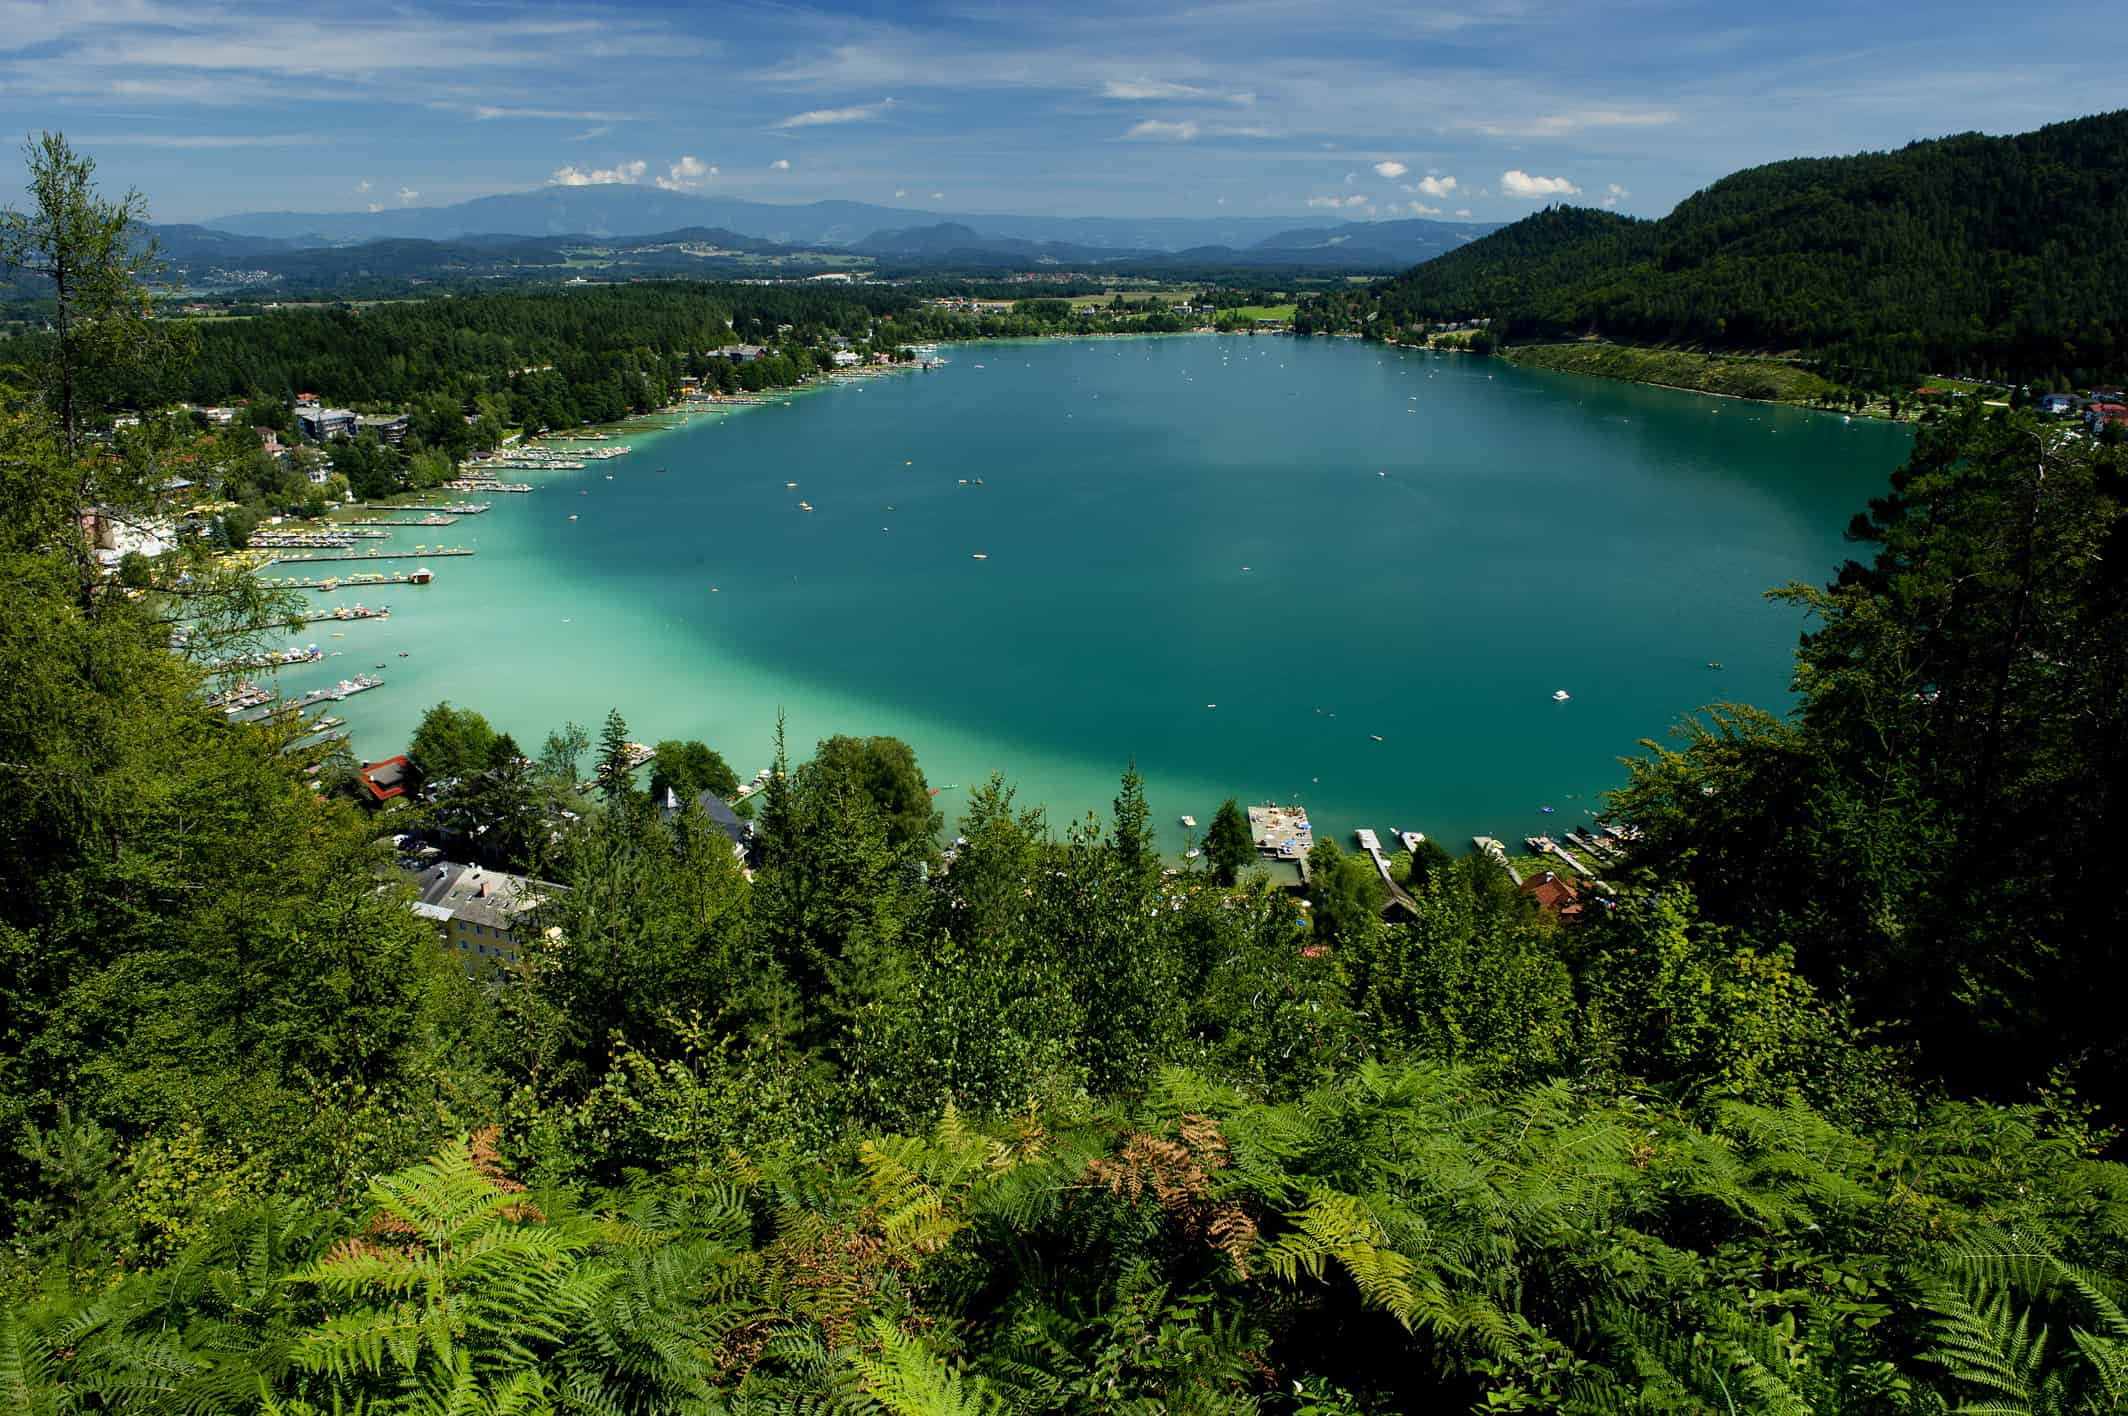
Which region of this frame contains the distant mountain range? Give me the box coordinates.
[194,185,1498,268]
[202,187,1337,252]
[91,195,1497,297]
[1312,109,2128,384]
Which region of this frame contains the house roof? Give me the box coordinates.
[1519,869,1582,916]
[414,860,561,933]
[359,754,412,802]
[659,786,750,849]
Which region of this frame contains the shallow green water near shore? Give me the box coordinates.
[275,334,1908,852]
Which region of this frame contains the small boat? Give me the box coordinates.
[787,481,798,488]
[1205,703,1216,709]
[1185,849,1201,860]
[1370,734,1384,743]
[1552,690,1571,702]
[567,513,578,520]
[971,552,988,560]
[1179,815,1197,828]
[798,501,813,511]
[1707,661,1724,670]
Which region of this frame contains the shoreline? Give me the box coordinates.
[1493,340,1924,424]
[267,331,1877,868]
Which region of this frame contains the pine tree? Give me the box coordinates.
[1204,798,1253,885]
[594,707,633,803]
[1111,759,1153,877]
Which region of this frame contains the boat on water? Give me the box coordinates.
[1552,690,1571,702]
[1370,734,1384,742]
[798,501,814,511]
[971,552,987,560]
[1707,661,1724,670]
[1179,815,1197,828]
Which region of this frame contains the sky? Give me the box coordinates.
[2,0,2118,227]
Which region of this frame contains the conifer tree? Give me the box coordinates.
[594,707,633,803]
[1111,759,1154,877]
[1204,798,1253,885]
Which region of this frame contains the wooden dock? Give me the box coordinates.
[295,607,390,626]
[1473,837,1522,885]
[357,502,489,514]
[1526,836,1594,878]
[265,548,475,565]
[1354,829,1420,916]
[267,570,433,590]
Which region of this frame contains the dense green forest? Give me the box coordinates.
[10,134,2128,1414]
[1302,110,2128,386]
[119,284,1191,432]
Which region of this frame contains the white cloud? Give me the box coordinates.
[1465,109,1678,138]
[1405,201,1441,216]
[367,203,383,213]
[1343,170,1358,184]
[1307,194,1369,209]
[1500,169,1579,198]
[397,186,419,203]
[1098,79,1254,103]
[467,105,631,122]
[1454,207,1472,217]
[656,154,716,191]
[775,97,894,128]
[1215,196,1228,205]
[567,124,615,142]
[1124,119,1198,141]
[1412,174,1458,198]
[1372,160,1408,178]
[1100,78,1205,100]
[929,191,943,199]
[894,188,908,197]
[548,160,647,186]
[1601,181,1629,208]
[770,158,791,170]
[354,179,371,193]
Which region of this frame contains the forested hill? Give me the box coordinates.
[1304,109,2128,385]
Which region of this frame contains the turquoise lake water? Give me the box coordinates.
[269,334,1910,852]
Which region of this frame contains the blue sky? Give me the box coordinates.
[4,0,2118,225]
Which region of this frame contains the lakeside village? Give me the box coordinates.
[354,729,1639,976]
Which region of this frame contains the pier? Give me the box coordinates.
[295,606,391,625]
[1248,803,1314,862]
[229,674,384,723]
[344,516,457,527]
[249,530,391,548]
[357,503,489,514]
[267,569,433,590]
[1525,835,1594,879]
[1473,837,1522,885]
[265,548,475,565]
[1354,829,1420,916]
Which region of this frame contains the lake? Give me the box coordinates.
[272,334,1909,852]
